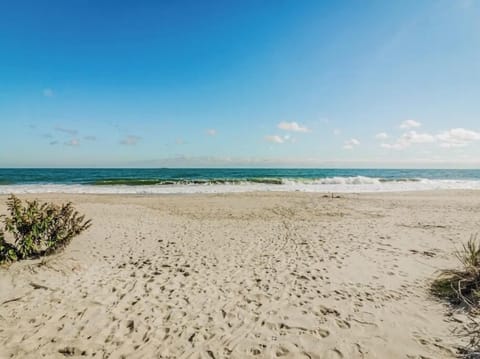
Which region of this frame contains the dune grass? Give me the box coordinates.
[432,235,480,308]
[432,234,480,357]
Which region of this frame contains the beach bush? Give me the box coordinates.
[0,230,18,263]
[431,234,480,307]
[0,195,91,263]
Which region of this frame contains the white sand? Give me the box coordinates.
[1,191,478,358]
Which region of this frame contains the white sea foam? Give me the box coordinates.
[1,177,480,194]
[301,176,383,185]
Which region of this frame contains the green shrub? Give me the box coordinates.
[0,195,91,263]
[0,230,18,263]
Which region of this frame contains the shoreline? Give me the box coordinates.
[1,187,479,198]
[1,186,480,196]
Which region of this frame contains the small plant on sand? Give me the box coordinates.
[0,230,18,263]
[459,315,480,359]
[0,195,91,264]
[432,234,480,358]
[431,234,480,307]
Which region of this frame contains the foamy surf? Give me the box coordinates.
[1,177,480,194]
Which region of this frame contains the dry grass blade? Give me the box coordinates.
[456,236,480,274]
[432,234,480,308]
[432,234,480,357]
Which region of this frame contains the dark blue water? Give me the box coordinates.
[0,168,479,185]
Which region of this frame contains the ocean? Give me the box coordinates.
[0,168,479,194]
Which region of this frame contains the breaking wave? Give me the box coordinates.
[89,176,422,186]
[1,176,479,194]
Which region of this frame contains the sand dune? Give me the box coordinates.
[1,191,477,358]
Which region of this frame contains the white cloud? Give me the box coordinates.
[278,121,310,133]
[381,130,435,150]
[436,128,480,148]
[120,135,141,146]
[399,120,421,129]
[402,131,435,144]
[333,129,341,136]
[375,132,389,140]
[265,135,285,144]
[343,138,360,150]
[381,128,480,151]
[43,88,54,97]
[206,129,217,136]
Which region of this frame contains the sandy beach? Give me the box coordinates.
[1,190,479,358]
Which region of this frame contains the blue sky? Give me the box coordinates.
[0,0,479,168]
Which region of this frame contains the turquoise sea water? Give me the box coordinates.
[0,168,479,193]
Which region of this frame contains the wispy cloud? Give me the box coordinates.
[65,138,80,146]
[404,131,435,144]
[375,132,389,140]
[459,0,474,9]
[120,135,141,146]
[437,128,480,148]
[381,130,435,150]
[264,135,285,144]
[399,120,421,129]
[55,126,78,136]
[84,135,97,141]
[206,129,217,136]
[343,138,360,150]
[277,121,310,133]
[380,127,480,150]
